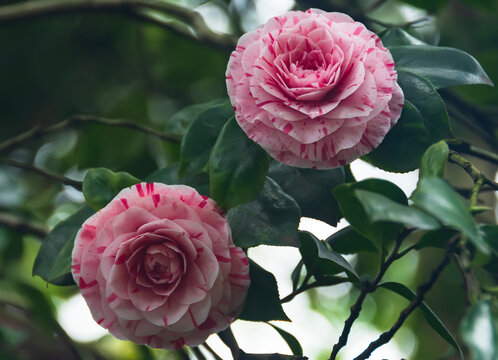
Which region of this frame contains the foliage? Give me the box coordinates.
[0,0,497,359]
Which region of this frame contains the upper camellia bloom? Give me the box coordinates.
[71,183,250,349]
[226,9,404,169]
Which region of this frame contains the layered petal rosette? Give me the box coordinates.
[71,183,250,349]
[226,8,404,169]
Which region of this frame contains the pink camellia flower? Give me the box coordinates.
[71,183,250,349]
[226,8,404,169]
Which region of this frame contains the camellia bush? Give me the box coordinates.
[0,0,497,359]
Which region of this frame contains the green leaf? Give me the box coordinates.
[420,141,449,178]
[363,71,452,172]
[479,224,498,255]
[145,162,209,196]
[268,162,344,226]
[460,299,497,360]
[291,260,304,291]
[209,117,271,210]
[333,179,407,249]
[379,282,463,359]
[239,259,289,322]
[412,177,489,253]
[389,45,493,89]
[354,189,441,230]
[415,229,458,250]
[33,206,95,286]
[381,28,426,47]
[267,323,303,356]
[326,226,378,254]
[164,99,227,137]
[227,177,300,248]
[83,168,140,210]
[179,101,233,176]
[299,231,358,282]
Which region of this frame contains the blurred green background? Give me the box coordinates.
[0,0,497,359]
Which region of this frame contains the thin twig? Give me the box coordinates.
[329,230,412,360]
[1,158,83,190]
[0,114,180,154]
[353,238,458,360]
[448,151,498,191]
[191,347,206,360]
[218,327,242,360]
[0,0,236,50]
[0,213,48,238]
[448,140,498,166]
[201,342,223,360]
[451,254,472,307]
[280,277,350,304]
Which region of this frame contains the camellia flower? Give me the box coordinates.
[226,8,404,169]
[71,183,250,349]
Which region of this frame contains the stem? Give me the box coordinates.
[0,114,181,154]
[448,140,498,166]
[0,213,48,238]
[201,342,223,360]
[0,0,235,50]
[218,327,242,360]
[329,230,411,360]
[1,158,83,190]
[448,150,498,191]
[451,254,472,308]
[281,277,350,304]
[353,239,457,360]
[191,347,206,360]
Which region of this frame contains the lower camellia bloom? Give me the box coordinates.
[226,8,404,169]
[71,182,250,349]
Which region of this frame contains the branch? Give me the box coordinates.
[0,114,181,154]
[353,239,458,360]
[281,277,350,304]
[448,151,498,192]
[0,0,236,50]
[328,230,412,360]
[201,342,223,360]
[0,213,48,238]
[1,158,83,190]
[218,327,242,360]
[191,347,206,360]
[448,140,498,166]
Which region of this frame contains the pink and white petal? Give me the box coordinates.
[388,83,404,125]
[111,207,159,238]
[143,297,189,327]
[172,263,208,305]
[127,280,167,312]
[134,319,164,337]
[192,239,219,289]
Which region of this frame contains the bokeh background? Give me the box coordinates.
[1,0,497,359]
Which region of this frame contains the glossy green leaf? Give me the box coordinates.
[412,177,489,253]
[326,226,377,254]
[164,99,227,137]
[299,231,358,282]
[267,323,303,356]
[268,162,344,226]
[354,189,441,230]
[83,168,140,210]
[291,260,304,291]
[209,117,271,210]
[479,224,498,255]
[363,71,451,172]
[333,179,407,249]
[381,27,426,47]
[420,141,449,178]
[179,101,233,176]
[146,163,209,196]
[415,229,458,250]
[33,206,95,286]
[390,45,493,89]
[227,177,300,248]
[461,299,497,360]
[239,259,290,322]
[380,282,463,359]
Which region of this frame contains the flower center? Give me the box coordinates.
[142,244,185,285]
